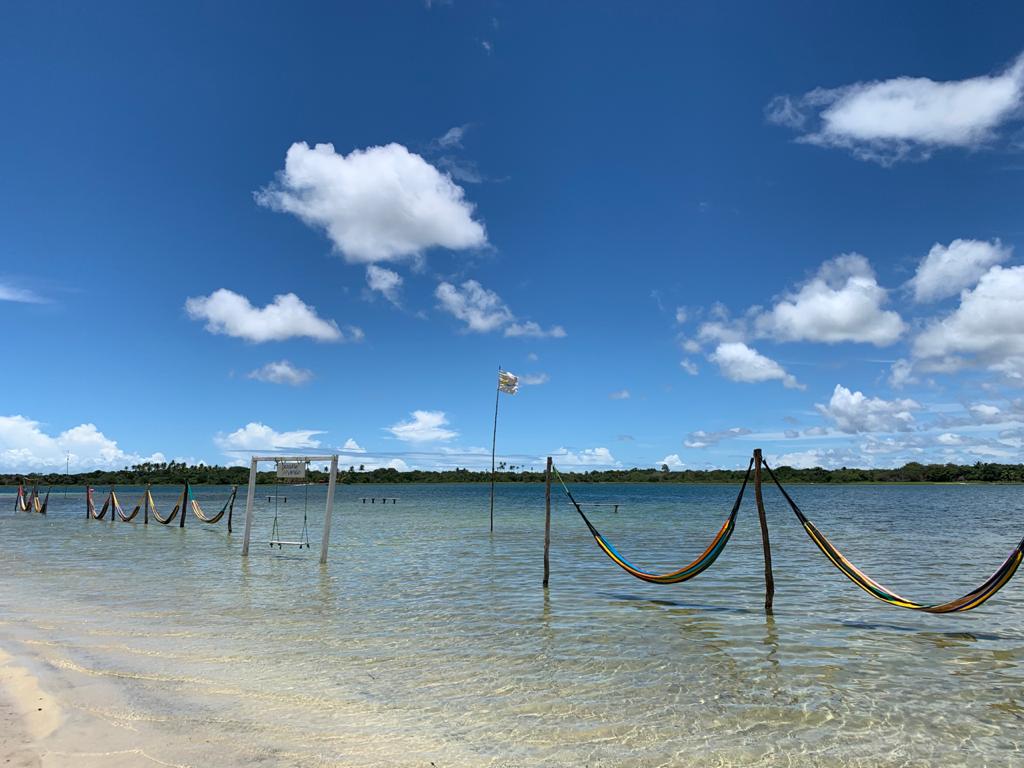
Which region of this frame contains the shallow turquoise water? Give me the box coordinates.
[1,482,1023,766]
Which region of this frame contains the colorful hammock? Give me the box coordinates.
[190,484,237,524]
[14,485,29,512]
[554,458,753,584]
[762,460,1023,613]
[23,485,48,514]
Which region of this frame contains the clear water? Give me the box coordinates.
[1,483,1023,766]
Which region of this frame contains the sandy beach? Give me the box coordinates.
[0,644,186,768]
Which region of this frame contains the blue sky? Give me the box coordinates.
[3,1,1024,472]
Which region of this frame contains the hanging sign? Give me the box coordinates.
[276,461,307,479]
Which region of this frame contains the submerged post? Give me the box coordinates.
[752,449,775,614]
[543,456,552,588]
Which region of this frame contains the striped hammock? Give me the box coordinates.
[556,458,752,584]
[763,460,1023,613]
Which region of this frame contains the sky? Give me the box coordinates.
[2,1,1024,473]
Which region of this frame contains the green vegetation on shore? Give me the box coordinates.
[3,459,1024,486]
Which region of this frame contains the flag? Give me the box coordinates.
[498,370,519,395]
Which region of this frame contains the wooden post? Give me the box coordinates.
[319,455,338,565]
[144,484,149,525]
[543,456,552,588]
[179,481,188,528]
[752,449,775,614]
[241,458,258,557]
[227,485,236,533]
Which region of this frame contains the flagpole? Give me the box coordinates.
[489,364,500,533]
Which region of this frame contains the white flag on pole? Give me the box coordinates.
[498,370,519,395]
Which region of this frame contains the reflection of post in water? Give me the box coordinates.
[762,614,780,670]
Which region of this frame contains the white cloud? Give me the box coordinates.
[754,254,905,346]
[0,415,165,472]
[816,385,921,433]
[255,142,487,263]
[435,280,513,332]
[912,265,1024,379]
[674,307,688,324]
[435,280,564,337]
[609,389,630,400]
[659,454,685,469]
[436,125,467,149]
[504,321,566,339]
[366,265,403,305]
[937,432,963,445]
[247,360,312,386]
[680,358,699,376]
[770,53,1024,164]
[342,438,366,452]
[185,289,349,343]
[908,238,1011,303]
[681,339,702,354]
[684,427,751,449]
[773,448,843,470]
[519,373,549,385]
[0,282,45,304]
[889,358,916,388]
[708,342,803,389]
[215,422,324,451]
[387,410,458,442]
[551,447,619,467]
[969,403,1003,423]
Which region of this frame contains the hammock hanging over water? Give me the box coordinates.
[554,458,752,584]
[86,484,236,526]
[762,459,1024,613]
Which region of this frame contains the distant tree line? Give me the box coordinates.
[2,459,1024,486]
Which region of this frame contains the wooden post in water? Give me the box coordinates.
[179,481,188,528]
[752,449,775,614]
[227,485,236,533]
[543,456,552,588]
[144,484,149,525]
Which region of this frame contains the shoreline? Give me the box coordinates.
[0,646,61,767]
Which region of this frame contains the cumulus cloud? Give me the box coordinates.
[908,238,1011,303]
[684,427,751,449]
[660,454,685,469]
[708,342,803,389]
[342,438,366,452]
[912,265,1024,380]
[215,422,324,451]
[969,403,1003,423]
[0,415,166,472]
[255,142,487,263]
[435,280,512,332]
[551,447,619,467]
[387,410,458,442]
[937,432,963,446]
[680,358,699,376]
[609,389,630,400]
[435,280,565,338]
[773,448,844,470]
[816,385,921,433]
[247,360,313,386]
[674,307,688,324]
[366,265,403,305]
[754,254,905,345]
[185,289,350,343]
[768,53,1024,164]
